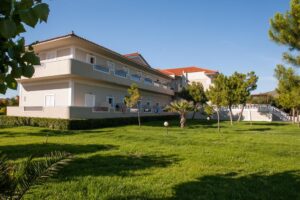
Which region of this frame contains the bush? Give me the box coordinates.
[0,107,6,115]
[0,115,177,130]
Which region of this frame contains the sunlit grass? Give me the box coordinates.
[0,120,299,199]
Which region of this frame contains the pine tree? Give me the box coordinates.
[269,0,300,68]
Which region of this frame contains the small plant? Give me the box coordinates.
[166,99,193,128]
[0,151,72,200]
[125,84,141,127]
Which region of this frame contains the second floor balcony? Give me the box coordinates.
[26,59,174,96]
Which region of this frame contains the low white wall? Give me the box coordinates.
[187,109,272,122]
[7,106,70,119]
[7,106,177,120]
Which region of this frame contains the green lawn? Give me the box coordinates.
[0,120,300,200]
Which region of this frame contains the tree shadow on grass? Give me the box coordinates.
[0,143,117,160]
[251,122,290,126]
[0,128,113,138]
[171,171,300,200]
[59,154,179,178]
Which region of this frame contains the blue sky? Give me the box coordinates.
[2,0,290,97]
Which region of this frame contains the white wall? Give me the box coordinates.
[20,81,70,107]
[187,72,212,90]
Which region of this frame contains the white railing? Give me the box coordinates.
[218,104,291,122]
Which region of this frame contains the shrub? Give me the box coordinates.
[0,115,177,130]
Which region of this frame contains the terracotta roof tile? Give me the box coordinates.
[159,66,218,76]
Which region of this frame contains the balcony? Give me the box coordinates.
[26,59,174,96]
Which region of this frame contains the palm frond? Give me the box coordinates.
[0,153,16,199]
[14,151,72,200]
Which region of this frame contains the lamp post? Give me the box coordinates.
[164,121,169,134]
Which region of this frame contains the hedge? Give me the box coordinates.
[0,115,178,130]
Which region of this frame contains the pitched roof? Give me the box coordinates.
[159,66,218,76]
[123,52,151,67]
[32,33,172,79]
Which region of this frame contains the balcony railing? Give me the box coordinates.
[31,59,174,95]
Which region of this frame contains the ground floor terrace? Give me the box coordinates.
[8,78,173,119]
[0,120,299,199]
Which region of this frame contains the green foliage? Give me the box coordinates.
[204,104,214,116]
[0,0,50,94]
[0,115,178,130]
[207,72,258,125]
[233,71,258,105]
[166,99,194,128]
[274,65,300,113]
[124,83,142,126]
[0,151,71,200]
[269,0,300,68]
[206,74,227,131]
[0,151,72,200]
[124,83,140,108]
[177,82,207,105]
[206,74,226,108]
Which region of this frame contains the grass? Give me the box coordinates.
[0,120,300,199]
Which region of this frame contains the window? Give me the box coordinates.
[114,68,128,78]
[93,64,109,73]
[87,54,96,64]
[144,77,153,85]
[57,48,71,58]
[46,51,56,60]
[106,96,114,107]
[131,73,141,82]
[45,95,55,107]
[85,94,95,107]
[38,52,46,61]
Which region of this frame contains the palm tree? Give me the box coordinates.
[0,151,72,200]
[166,99,194,128]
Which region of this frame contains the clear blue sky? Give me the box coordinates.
[2,0,290,97]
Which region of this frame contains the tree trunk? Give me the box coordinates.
[249,109,252,126]
[216,109,220,132]
[192,111,196,120]
[292,108,295,124]
[180,113,186,128]
[297,110,299,128]
[237,104,245,122]
[229,106,233,126]
[137,109,141,127]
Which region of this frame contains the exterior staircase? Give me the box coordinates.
[191,104,291,122]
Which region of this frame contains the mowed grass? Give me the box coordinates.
[0,120,300,200]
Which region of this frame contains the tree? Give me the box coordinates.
[206,74,226,132]
[0,151,72,200]
[125,83,141,127]
[221,75,237,125]
[187,82,208,119]
[269,0,300,68]
[275,65,300,124]
[234,72,258,122]
[177,82,208,119]
[166,99,194,128]
[0,0,50,94]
